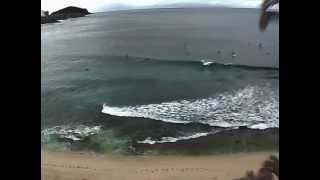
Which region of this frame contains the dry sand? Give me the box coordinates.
[41,151,276,180]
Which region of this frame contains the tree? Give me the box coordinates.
[259,0,279,31]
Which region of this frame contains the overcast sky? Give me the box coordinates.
[41,0,264,13]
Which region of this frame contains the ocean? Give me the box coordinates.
[41,8,278,154]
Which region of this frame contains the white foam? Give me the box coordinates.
[102,85,279,129]
[199,59,234,67]
[137,132,211,144]
[42,125,101,141]
[200,59,215,66]
[102,104,190,124]
[249,122,278,129]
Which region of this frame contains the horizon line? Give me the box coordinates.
[42,5,262,14]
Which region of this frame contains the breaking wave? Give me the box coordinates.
[41,125,101,141]
[102,85,278,129]
[136,127,237,144]
[200,59,233,66]
[137,132,212,144]
[139,57,278,70]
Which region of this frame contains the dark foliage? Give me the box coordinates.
[234,155,279,180]
[259,0,279,30]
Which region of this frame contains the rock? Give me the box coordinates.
[41,6,91,24]
[41,10,49,17]
[41,16,58,24]
[51,6,90,17]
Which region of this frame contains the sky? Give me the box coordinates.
[41,0,264,13]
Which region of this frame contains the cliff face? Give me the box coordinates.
[41,6,91,24]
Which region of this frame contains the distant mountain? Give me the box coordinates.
[51,6,90,16]
[41,6,91,24]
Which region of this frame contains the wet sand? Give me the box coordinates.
[41,151,276,180]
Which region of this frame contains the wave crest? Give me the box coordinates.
[102,85,278,129]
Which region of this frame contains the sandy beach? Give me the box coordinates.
[41,151,276,180]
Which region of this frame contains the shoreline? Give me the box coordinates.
[132,127,278,155]
[42,150,276,180]
[42,126,278,155]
